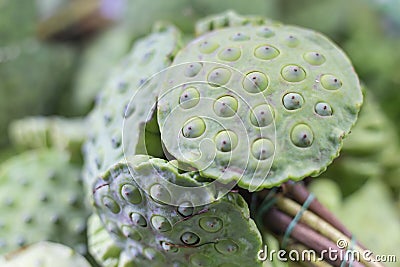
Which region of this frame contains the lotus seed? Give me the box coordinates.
[218,47,241,61]
[161,241,178,252]
[207,68,231,87]
[198,40,219,54]
[215,130,238,152]
[303,52,326,65]
[250,104,274,127]
[283,93,304,110]
[315,102,333,116]
[184,62,202,77]
[181,232,200,245]
[122,225,142,241]
[284,35,300,47]
[120,184,142,204]
[177,201,194,217]
[151,215,172,232]
[254,45,279,60]
[251,138,274,160]
[102,196,120,214]
[130,212,147,227]
[213,95,238,117]
[256,27,274,38]
[182,117,206,138]
[281,65,306,82]
[190,254,212,266]
[291,124,314,147]
[231,32,250,41]
[215,239,239,255]
[199,217,223,232]
[179,87,200,109]
[321,74,342,90]
[242,71,269,93]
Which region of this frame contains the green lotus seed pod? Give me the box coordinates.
[157,12,362,190]
[1,241,91,267]
[0,149,89,255]
[83,24,182,195]
[92,155,262,266]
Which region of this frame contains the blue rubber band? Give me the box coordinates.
[281,193,315,248]
[340,236,357,267]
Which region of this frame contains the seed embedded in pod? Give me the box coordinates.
[179,87,200,109]
[122,225,142,241]
[283,93,304,110]
[215,239,239,255]
[284,35,300,47]
[254,45,279,60]
[215,130,238,152]
[218,47,241,61]
[251,138,274,160]
[184,62,202,77]
[214,95,238,117]
[242,71,269,93]
[320,74,342,90]
[177,201,194,217]
[231,32,250,41]
[182,117,206,138]
[207,68,231,87]
[161,241,178,252]
[130,212,147,227]
[181,232,200,245]
[102,196,120,214]
[250,104,274,127]
[281,65,306,82]
[303,52,326,65]
[149,183,171,204]
[256,27,275,38]
[199,216,223,232]
[291,124,314,147]
[151,215,172,232]
[198,40,219,54]
[315,102,333,116]
[120,184,142,204]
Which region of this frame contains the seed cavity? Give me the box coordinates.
[190,254,212,266]
[251,138,274,160]
[181,232,200,245]
[151,215,172,232]
[256,27,275,38]
[218,47,241,61]
[250,104,274,127]
[102,196,120,214]
[281,65,306,82]
[215,130,238,152]
[149,183,171,204]
[284,35,300,47]
[120,184,142,204]
[184,62,202,77]
[199,216,223,232]
[315,102,333,116]
[320,74,342,90]
[254,45,279,60]
[122,225,142,241]
[130,212,147,227]
[179,87,200,109]
[198,40,219,53]
[242,71,269,93]
[182,117,206,138]
[215,239,239,255]
[161,241,178,252]
[303,52,326,65]
[214,95,238,117]
[283,93,304,110]
[291,124,314,147]
[207,68,231,87]
[177,201,194,217]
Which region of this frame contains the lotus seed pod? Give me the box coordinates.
[157,12,363,190]
[0,149,89,255]
[93,155,263,266]
[9,116,86,163]
[1,241,91,267]
[83,24,182,195]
